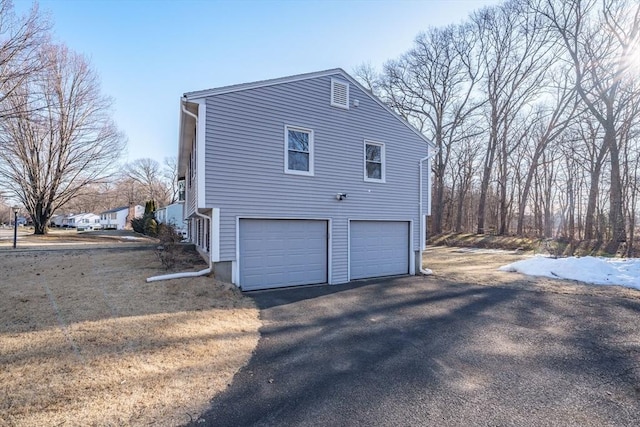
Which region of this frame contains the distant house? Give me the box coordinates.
[50,214,65,228]
[75,214,101,231]
[155,202,185,231]
[100,205,144,230]
[62,213,98,228]
[178,68,435,291]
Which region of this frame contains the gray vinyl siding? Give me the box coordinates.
[203,73,429,284]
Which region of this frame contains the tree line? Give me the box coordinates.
[0,1,177,233]
[356,0,640,254]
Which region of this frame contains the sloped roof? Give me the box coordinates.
[182,68,435,149]
[100,206,130,214]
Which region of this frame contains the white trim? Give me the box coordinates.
[186,68,345,99]
[196,101,206,209]
[236,216,332,289]
[330,78,350,109]
[284,125,314,176]
[426,154,432,216]
[182,68,435,149]
[211,208,220,262]
[363,140,386,183]
[409,219,415,275]
[347,219,413,282]
[232,261,238,285]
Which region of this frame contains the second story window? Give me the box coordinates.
[285,125,314,176]
[364,140,385,182]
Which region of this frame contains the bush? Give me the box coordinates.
[131,217,145,234]
[144,217,158,237]
[155,223,183,270]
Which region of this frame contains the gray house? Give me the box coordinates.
[178,69,434,291]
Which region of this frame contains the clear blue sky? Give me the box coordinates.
[17,0,499,165]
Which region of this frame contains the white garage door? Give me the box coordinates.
[239,219,328,291]
[350,221,409,280]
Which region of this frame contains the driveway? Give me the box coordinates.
[190,275,640,426]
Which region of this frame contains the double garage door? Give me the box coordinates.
[239,219,409,291]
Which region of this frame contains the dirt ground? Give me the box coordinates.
[424,246,640,300]
[0,243,260,426]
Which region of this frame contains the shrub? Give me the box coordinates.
[130,217,145,234]
[155,223,183,270]
[144,217,158,237]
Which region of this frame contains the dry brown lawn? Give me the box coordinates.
[425,246,640,300]
[0,244,260,426]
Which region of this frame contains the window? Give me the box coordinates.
[178,179,185,201]
[331,78,349,109]
[364,141,385,182]
[285,126,314,176]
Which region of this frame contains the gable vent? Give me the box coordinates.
[331,78,349,109]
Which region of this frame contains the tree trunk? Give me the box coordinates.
[606,127,626,248]
[477,138,497,234]
[432,174,445,235]
[32,201,50,235]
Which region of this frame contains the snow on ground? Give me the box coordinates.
[499,256,640,290]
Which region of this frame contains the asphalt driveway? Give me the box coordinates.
[189,276,640,426]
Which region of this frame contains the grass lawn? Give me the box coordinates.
[0,244,260,426]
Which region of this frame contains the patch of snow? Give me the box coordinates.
[499,256,640,290]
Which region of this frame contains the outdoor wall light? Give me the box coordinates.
[336,193,347,201]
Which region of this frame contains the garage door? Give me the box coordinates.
[350,221,409,280]
[239,219,328,291]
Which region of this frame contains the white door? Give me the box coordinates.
[239,219,328,291]
[350,221,409,280]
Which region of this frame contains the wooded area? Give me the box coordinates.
[357,0,640,254]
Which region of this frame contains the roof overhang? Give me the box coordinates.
[178,99,199,179]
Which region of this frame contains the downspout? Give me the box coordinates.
[419,148,438,275]
[147,99,212,282]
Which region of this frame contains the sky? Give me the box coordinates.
[499,255,640,290]
[15,0,501,166]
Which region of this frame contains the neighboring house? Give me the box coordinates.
[75,214,102,231]
[100,205,144,230]
[50,214,65,228]
[63,213,100,229]
[155,202,185,231]
[178,68,435,291]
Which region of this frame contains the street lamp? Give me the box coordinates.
[12,206,19,249]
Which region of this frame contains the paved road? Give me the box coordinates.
[189,276,640,426]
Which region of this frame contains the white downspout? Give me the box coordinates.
[419,148,438,275]
[147,100,212,282]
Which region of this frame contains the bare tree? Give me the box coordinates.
[0,0,50,120]
[377,23,483,234]
[537,0,640,249]
[0,43,125,234]
[515,69,577,235]
[123,157,173,207]
[473,0,555,235]
[162,156,179,204]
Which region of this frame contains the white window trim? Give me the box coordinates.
[284,125,314,176]
[364,140,385,183]
[331,78,350,109]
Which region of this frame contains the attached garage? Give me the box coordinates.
[239,219,328,291]
[350,220,410,280]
